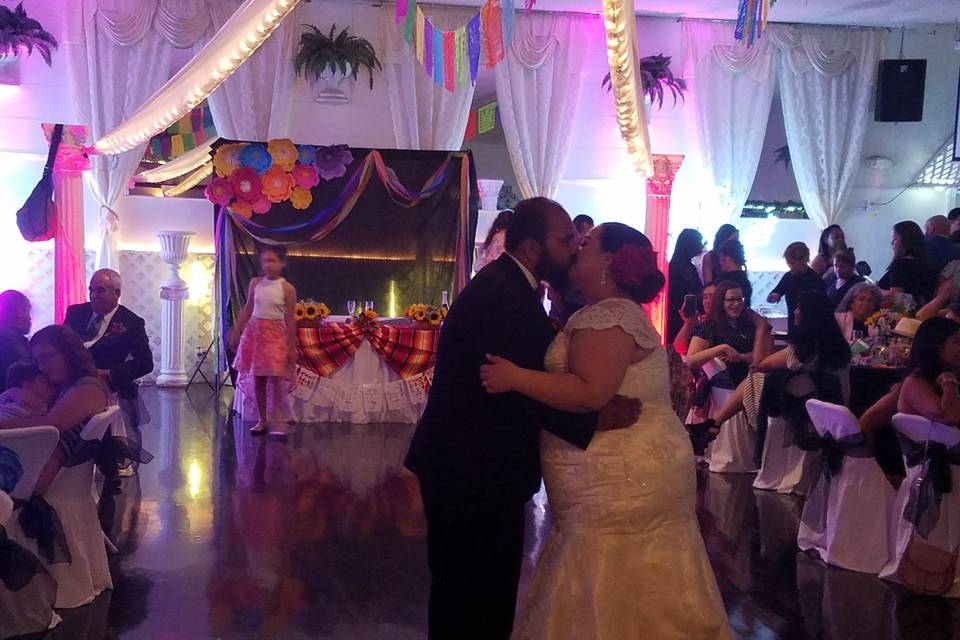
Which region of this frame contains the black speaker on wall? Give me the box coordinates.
[875,59,927,122]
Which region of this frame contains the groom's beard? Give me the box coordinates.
[536,254,571,292]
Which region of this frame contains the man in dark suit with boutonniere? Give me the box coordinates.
[405,197,641,640]
[64,269,154,426]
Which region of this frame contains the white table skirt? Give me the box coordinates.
[233,341,430,425]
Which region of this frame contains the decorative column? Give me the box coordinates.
[645,154,684,345]
[156,231,194,387]
[43,124,92,323]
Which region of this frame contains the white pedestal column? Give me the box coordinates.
[156,231,194,388]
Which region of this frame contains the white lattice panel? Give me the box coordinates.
[16,248,215,386]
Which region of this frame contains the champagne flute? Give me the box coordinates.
[347,300,356,317]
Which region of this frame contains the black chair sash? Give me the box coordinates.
[801,431,874,534]
[0,446,23,494]
[15,495,71,565]
[897,435,960,538]
[62,428,154,477]
[0,526,55,594]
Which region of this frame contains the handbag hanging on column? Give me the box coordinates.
[16,123,63,242]
[896,420,960,596]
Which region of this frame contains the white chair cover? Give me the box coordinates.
[0,491,11,526]
[6,407,122,609]
[880,413,960,597]
[706,386,758,473]
[799,400,896,573]
[0,426,60,500]
[753,415,818,495]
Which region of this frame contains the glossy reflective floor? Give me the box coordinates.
[34,387,960,639]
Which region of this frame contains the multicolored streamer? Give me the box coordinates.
[442,31,456,92]
[424,20,434,76]
[467,15,481,83]
[502,0,515,47]
[403,0,417,43]
[734,0,778,47]
[481,0,505,68]
[433,29,444,88]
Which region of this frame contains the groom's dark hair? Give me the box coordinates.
[505,197,566,253]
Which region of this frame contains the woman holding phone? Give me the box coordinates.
[667,229,705,418]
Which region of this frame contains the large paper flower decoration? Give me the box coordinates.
[229,167,263,204]
[213,143,245,177]
[291,164,320,189]
[251,195,272,215]
[229,201,253,218]
[268,138,298,172]
[261,165,296,203]
[315,145,353,181]
[290,187,313,210]
[239,144,273,175]
[297,145,317,165]
[204,176,234,207]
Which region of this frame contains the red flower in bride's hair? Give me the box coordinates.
[610,244,658,288]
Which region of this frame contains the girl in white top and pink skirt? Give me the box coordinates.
[229,245,298,435]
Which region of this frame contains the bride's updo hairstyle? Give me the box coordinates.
[598,223,665,304]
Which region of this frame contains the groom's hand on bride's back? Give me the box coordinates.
[596,395,642,431]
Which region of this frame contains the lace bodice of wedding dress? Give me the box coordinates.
[513,298,732,640]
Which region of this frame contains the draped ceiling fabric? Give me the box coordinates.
[494,12,593,199]
[382,5,480,151]
[682,20,884,229]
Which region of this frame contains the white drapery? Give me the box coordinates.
[381,5,479,151]
[199,0,300,140]
[494,12,593,199]
[776,26,884,229]
[682,20,778,225]
[682,20,884,229]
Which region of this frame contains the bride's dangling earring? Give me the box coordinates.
[601,268,607,287]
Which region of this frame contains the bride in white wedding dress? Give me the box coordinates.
[481,223,731,640]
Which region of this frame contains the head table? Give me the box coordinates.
[233,316,440,425]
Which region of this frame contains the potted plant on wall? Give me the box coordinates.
[602,54,686,112]
[0,2,58,66]
[294,24,382,104]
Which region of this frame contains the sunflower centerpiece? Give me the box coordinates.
[356,306,379,329]
[404,303,447,327]
[295,299,331,325]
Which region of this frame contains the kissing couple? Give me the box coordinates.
[406,197,731,640]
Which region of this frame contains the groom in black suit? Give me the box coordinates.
[63,269,154,425]
[406,198,639,640]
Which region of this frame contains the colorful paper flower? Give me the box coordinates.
[204,176,234,207]
[291,164,320,189]
[213,143,245,177]
[229,201,253,218]
[315,145,353,181]
[251,195,272,215]
[290,187,313,210]
[268,138,298,172]
[261,165,296,203]
[229,168,262,203]
[297,145,317,165]
[239,144,273,175]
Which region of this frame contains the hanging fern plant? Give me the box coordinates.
[0,2,58,65]
[294,24,382,90]
[602,54,687,111]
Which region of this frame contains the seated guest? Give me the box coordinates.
[716,239,753,307]
[916,258,960,321]
[811,224,848,285]
[0,363,53,421]
[925,214,960,274]
[0,290,31,392]
[858,382,906,479]
[826,248,865,308]
[767,242,825,334]
[688,291,850,451]
[64,269,153,426]
[0,325,109,495]
[687,280,767,387]
[878,220,936,305]
[474,209,513,273]
[834,282,882,341]
[673,281,717,357]
[949,207,960,244]
[897,317,960,426]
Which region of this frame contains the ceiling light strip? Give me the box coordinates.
[136,136,220,183]
[163,161,214,197]
[95,0,301,155]
[602,0,653,177]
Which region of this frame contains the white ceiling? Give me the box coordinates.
[427,0,960,27]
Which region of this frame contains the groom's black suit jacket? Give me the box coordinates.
[63,303,154,400]
[405,254,597,501]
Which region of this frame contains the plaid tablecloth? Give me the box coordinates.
[297,321,439,379]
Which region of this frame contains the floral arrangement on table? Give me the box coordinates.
[404,304,447,326]
[355,307,379,328]
[295,299,331,322]
[205,138,354,217]
[864,294,915,337]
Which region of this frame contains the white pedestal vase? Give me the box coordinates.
[477,179,504,211]
[310,64,354,104]
[156,231,194,388]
